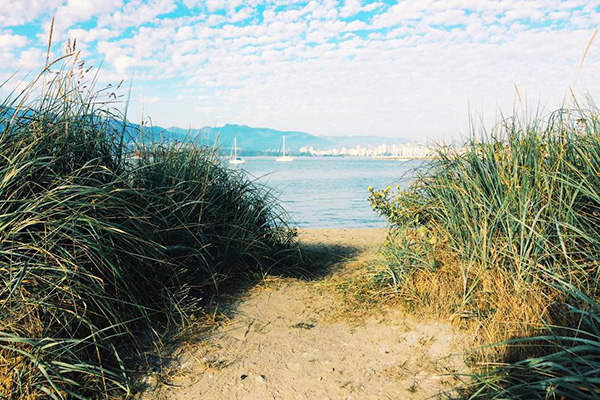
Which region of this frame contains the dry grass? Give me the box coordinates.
[368,104,600,398]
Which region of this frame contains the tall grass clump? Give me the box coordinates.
[467,276,600,400]
[369,105,600,395]
[0,53,297,399]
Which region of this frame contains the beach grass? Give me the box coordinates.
[369,105,600,398]
[466,276,600,399]
[0,55,298,399]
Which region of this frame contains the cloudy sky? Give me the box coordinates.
[1,0,599,140]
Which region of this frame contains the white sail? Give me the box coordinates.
[228,137,246,164]
[275,135,293,162]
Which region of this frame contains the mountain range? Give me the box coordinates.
[2,106,410,153]
[149,124,410,153]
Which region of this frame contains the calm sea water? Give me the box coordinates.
[230,157,422,228]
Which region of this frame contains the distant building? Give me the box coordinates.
[302,140,438,158]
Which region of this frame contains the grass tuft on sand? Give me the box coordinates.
[369,105,600,398]
[0,53,298,399]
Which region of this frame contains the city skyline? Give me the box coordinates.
[299,141,434,157]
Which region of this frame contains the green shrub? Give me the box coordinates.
[369,107,600,397]
[369,108,600,299]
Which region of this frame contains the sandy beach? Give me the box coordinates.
[141,228,470,400]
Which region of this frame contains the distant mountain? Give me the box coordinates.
[1,105,410,153]
[133,123,410,153]
[164,124,332,152]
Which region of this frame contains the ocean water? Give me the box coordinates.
[230,157,422,228]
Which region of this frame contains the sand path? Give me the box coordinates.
[143,228,469,400]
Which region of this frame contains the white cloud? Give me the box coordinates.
[113,54,135,74]
[2,0,600,139]
[68,27,120,42]
[33,0,123,45]
[97,0,176,30]
[0,31,28,49]
[340,0,362,18]
[0,0,62,27]
[56,0,124,26]
[18,48,46,69]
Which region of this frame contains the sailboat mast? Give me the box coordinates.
[282,135,286,156]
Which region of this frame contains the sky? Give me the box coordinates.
[0,0,599,140]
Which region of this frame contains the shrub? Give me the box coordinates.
[369,106,600,396]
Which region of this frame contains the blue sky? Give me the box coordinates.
[0,0,599,140]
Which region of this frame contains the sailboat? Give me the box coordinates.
[275,135,293,162]
[228,137,245,164]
